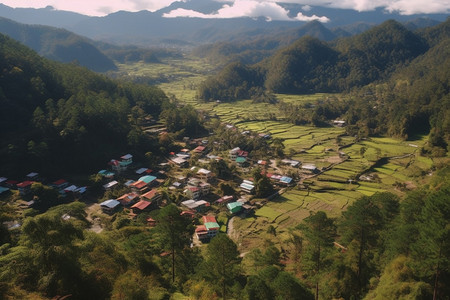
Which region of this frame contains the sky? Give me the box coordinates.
[1,0,449,20]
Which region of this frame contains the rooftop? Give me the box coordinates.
[131,200,152,210]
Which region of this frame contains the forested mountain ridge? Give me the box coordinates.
[0,3,447,47]
[0,17,117,72]
[0,33,167,176]
[197,19,449,151]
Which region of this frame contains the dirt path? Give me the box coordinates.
[227,216,238,242]
[85,203,103,233]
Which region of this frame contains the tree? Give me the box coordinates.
[297,211,336,300]
[364,256,431,300]
[338,195,382,297]
[255,175,274,198]
[17,203,86,297]
[203,234,241,299]
[155,204,193,284]
[411,184,450,300]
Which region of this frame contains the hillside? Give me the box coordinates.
[0,33,167,176]
[197,19,449,150]
[0,17,116,72]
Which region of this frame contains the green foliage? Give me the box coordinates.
[155,204,194,284]
[202,234,242,299]
[364,256,431,300]
[297,211,336,300]
[197,62,264,101]
[160,103,206,136]
[0,33,167,176]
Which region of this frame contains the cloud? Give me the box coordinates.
[0,0,182,16]
[277,0,450,15]
[163,0,330,22]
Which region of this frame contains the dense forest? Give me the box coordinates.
[197,19,450,152]
[0,33,168,176]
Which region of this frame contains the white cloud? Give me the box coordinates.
[0,0,182,16]
[163,0,330,22]
[276,0,449,14]
[302,5,312,11]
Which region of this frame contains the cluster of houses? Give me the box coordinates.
[2,123,326,244]
[0,172,86,201]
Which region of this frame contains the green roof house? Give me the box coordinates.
[227,202,243,214]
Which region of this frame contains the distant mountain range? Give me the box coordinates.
[0,17,116,72]
[0,3,447,47]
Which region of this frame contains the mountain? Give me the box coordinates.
[198,20,433,98]
[0,32,166,175]
[0,3,447,47]
[0,4,88,28]
[0,17,116,72]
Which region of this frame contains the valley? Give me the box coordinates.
[112,57,439,268]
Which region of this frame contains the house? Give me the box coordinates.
[279,176,293,186]
[281,159,300,167]
[215,195,234,205]
[108,159,123,172]
[130,175,157,192]
[302,164,319,174]
[193,145,206,154]
[63,185,78,195]
[0,186,10,195]
[108,154,133,173]
[138,175,157,186]
[197,168,212,181]
[257,160,267,166]
[124,180,135,187]
[26,172,39,181]
[240,180,255,194]
[147,217,157,227]
[103,180,118,190]
[333,120,346,127]
[199,182,211,195]
[170,156,188,167]
[52,179,69,190]
[181,200,209,212]
[117,192,140,206]
[5,180,19,189]
[131,200,152,214]
[0,177,7,186]
[196,215,220,241]
[184,186,201,200]
[17,181,33,196]
[141,189,162,206]
[227,202,243,214]
[135,167,149,175]
[120,154,133,166]
[180,210,196,218]
[229,147,241,160]
[172,182,183,189]
[235,156,247,166]
[130,180,149,193]
[98,169,115,178]
[100,199,121,214]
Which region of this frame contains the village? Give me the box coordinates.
[0,123,329,245]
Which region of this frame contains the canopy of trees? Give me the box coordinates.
[0,33,167,176]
